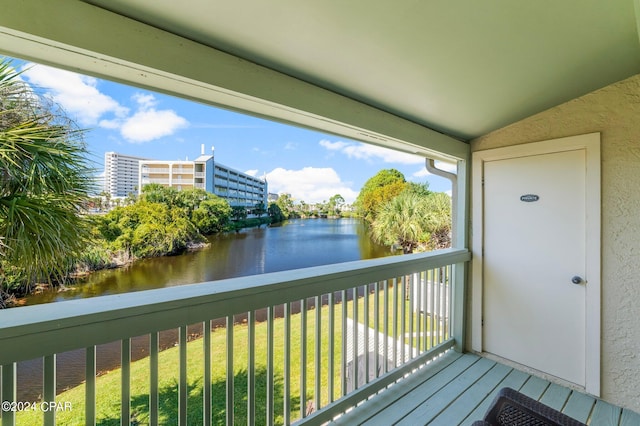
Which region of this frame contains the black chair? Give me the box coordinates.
[471,387,587,426]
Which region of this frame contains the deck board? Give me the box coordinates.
[518,374,551,400]
[428,362,512,425]
[562,391,596,423]
[324,352,640,425]
[331,351,463,426]
[395,357,496,425]
[459,368,530,425]
[620,407,640,426]
[360,354,480,425]
[590,400,622,426]
[539,383,572,411]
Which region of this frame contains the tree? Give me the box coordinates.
[0,59,93,299]
[231,205,248,221]
[192,198,232,234]
[370,191,451,253]
[355,169,406,222]
[370,191,429,253]
[327,194,345,216]
[253,202,266,217]
[421,192,452,250]
[268,202,285,223]
[140,183,179,205]
[275,193,294,219]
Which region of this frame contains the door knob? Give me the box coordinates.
[571,276,584,284]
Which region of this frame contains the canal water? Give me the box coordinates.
[18,218,395,400]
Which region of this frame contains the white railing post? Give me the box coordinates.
[452,261,467,352]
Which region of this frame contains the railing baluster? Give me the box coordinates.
[364,285,370,384]
[226,315,234,426]
[447,264,453,340]
[43,354,56,426]
[408,274,414,360]
[121,338,131,426]
[266,307,274,426]
[430,268,436,349]
[392,277,398,368]
[1,363,16,426]
[86,346,96,425]
[204,321,212,426]
[150,333,159,426]
[401,276,406,364]
[433,268,442,345]
[422,271,428,352]
[341,290,347,397]
[352,286,359,390]
[383,280,389,374]
[328,292,335,403]
[300,298,307,418]
[415,273,421,356]
[284,304,291,425]
[314,296,321,412]
[374,281,380,378]
[248,311,255,426]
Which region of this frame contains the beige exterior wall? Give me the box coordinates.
[470,74,640,411]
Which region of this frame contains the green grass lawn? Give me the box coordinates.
[15,286,445,425]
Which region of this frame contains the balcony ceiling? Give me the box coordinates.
[82,0,640,141]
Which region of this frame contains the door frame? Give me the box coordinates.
[471,133,601,396]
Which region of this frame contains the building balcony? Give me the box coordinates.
[141,178,170,185]
[143,168,170,174]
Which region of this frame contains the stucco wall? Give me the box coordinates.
[470,74,640,411]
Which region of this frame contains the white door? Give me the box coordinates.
[483,148,588,386]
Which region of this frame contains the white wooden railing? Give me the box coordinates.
[0,248,469,426]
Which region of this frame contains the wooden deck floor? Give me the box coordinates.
[331,350,640,425]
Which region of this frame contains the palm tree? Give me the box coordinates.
[0,58,93,301]
[371,191,428,253]
[371,191,451,253]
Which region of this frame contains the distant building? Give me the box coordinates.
[139,145,268,209]
[104,152,150,197]
[267,193,279,202]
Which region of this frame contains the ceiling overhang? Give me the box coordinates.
[1,0,640,161]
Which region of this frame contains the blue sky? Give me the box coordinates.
[12,57,454,203]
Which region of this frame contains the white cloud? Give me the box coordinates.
[319,140,349,151]
[319,139,424,164]
[114,93,188,143]
[120,108,188,143]
[266,167,358,203]
[21,64,187,143]
[413,168,431,178]
[412,160,457,178]
[244,169,259,177]
[132,93,157,109]
[22,63,128,126]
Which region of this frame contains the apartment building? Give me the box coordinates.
[104,151,150,197]
[139,146,268,209]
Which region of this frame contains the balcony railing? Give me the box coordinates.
[142,168,170,174]
[0,248,469,426]
[141,178,170,185]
